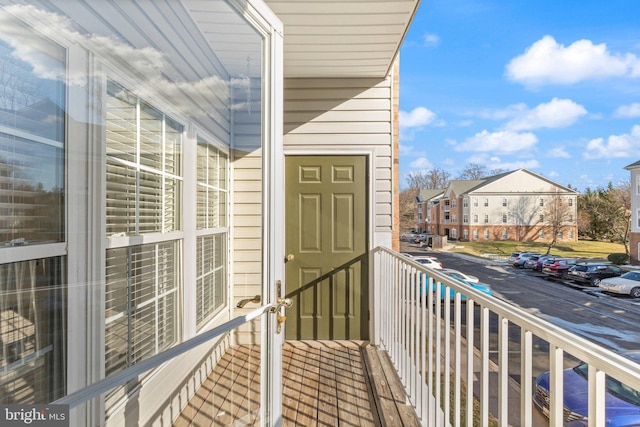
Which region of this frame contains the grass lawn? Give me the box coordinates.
[446,239,626,260]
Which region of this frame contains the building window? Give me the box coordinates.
[502,214,507,223]
[637,176,640,195]
[450,228,457,239]
[568,198,574,207]
[637,209,640,228]
[539,198,544,207]
[196,140,228,327]
[463,229,468,239]
[568,214,573,222]
[483,229,489,239]
[473,214,478,223]
[502,229,508,239]
[0,257,67,403]
[569,230,574,239]
[463,214,468,224]
[558,230,563,239]
[539,229,544,238]
[473,229,478,240]
[484,214,489,224]
[463,199,468,208]
[105,241,180,378]
[451,199,457,208]
[473,198,478,207]
[105,82,183,386]
[0,31,66,246]
[484,198,489,207]
[106,81,183,236]
[0,24,68,405]
[539,214,544,222]
[451,215,457,223]
[502,198,507,207]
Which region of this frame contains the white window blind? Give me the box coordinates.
[106,81,183,237]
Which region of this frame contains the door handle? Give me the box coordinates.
[236,295,261,308]
[285,254,295,262]
[271,297,293,334]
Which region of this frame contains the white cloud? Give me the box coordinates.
[584,125,640,159]
[505,98,587,131]
[505,35,640,86]
[423,33,440,48]
[546,146,571,159]
[400,107,437,128]
[454,130,538,154]
[409,157,434,169]
[464,154,540,171]
[614,103,640,118]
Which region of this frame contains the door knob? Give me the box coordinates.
[285,254,295,262]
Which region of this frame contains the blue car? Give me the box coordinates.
[416,272,493,300]
[533,351,640,426]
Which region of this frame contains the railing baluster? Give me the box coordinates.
[481,306,489,427]
[454,293,462,427]
[520,328,532,427]
[466,299,474,427]
[588,365,606,427]
[498,315,509,426]
[549,344,564,427]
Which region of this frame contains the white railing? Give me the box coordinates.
[371,246,640,427]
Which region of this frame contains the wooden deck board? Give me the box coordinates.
[173,341,421,426]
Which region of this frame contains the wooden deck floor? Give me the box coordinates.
[173,341,420,426]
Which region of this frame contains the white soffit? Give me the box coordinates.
[264,0,420,78]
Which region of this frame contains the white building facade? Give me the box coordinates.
[626,160,640,265]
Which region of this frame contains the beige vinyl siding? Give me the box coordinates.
[283,78,394,236]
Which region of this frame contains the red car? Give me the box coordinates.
[541,258,578,279]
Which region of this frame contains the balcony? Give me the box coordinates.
[56,247,640,426]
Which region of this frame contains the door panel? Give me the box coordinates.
[285,155,368,340]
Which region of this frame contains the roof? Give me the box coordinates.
[624,160,640,170]
[465,169,578,194]
[416,189,444,203]
[265,0,421,78]
[445,180,485,198]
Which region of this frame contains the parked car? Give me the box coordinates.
[432,279,493,300]
[508,251,527,263]
[567,263,625,286]
[533,351,640,426]
[527,255,559,272]
[599,271,640,298]
[541,257,579,279]
[440,268,479,283]
[512,252,541,268]
[413,256,443,269]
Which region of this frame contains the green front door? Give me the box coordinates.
[285,155,368,340]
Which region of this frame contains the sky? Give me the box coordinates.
[398,0,640,192]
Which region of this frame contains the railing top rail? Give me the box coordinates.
[54,304,274,408]
[373,245,640,389]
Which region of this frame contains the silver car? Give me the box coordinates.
[599,271,640,298]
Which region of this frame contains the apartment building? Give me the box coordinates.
[418,169,578,242]
[626,160,640,265]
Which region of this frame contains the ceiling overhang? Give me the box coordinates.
[264,0,421,79]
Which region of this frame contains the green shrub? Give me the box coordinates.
[607,253,630,265]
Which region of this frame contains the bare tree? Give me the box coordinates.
[405,167,451,191]
[457,163,488,180]
[542,191,575,254]
[399,188,418,233]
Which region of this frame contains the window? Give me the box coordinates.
[539,198,544,207]
[463,214,468,224]
[502,214,507,223]
[502,198,507,207]
[473,214,478,223]
[539,230,545,238]
[637,176,640,195]
[558,230,564,239]
[473,229,478,240]
[484,214,489,224]
[463,199,468,208]
[484,229,489,239]
[484,198,489,207]
[502,229,508,239]
[568,198,574,207]
[106,81,183,237]
[463,229,468,239]
[105,82,183,385]
[0,32,65,246]
[451,215,457,223]
[105,242,179,377]
[473,198,478,207]
[196,140,228,327]
[569,230,574,239]
[0,24,68,405]
[451,199,457,208]
[637,209,640,228]
[450,229,457,239]
[540,214,544,222]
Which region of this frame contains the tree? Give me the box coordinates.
[542,191,575,254]
[456,163,507,180]
[405,167,451,191]
[578,182,631,251]
[399,188,418,233]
